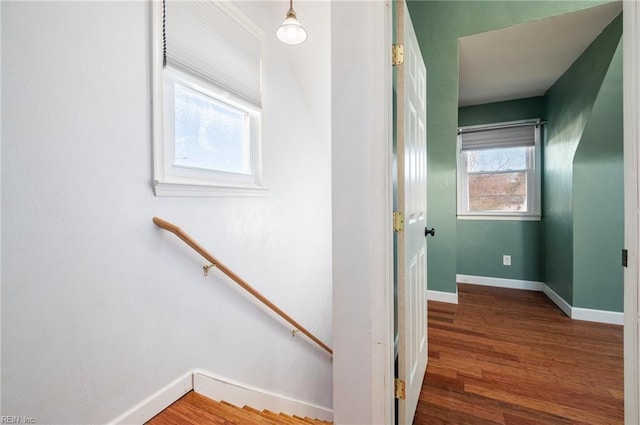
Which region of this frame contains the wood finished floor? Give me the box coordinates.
[415,283,624,425]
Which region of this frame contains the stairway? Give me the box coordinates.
[146,391,332,425]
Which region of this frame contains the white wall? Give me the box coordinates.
[1,1,332,423]
[331,2,394,424]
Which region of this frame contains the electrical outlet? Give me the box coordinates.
[503,255,511,266]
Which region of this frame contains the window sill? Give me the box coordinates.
[457,214,541,222]
[154,180,268,198]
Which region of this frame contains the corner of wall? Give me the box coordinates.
[571,19,624,313]
[542,12,623,307]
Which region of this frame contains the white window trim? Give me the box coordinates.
[456,119,542,221]
[151,0,267,197]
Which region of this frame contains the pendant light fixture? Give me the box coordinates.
[276,0,307,45]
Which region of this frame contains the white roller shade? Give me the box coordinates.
[460,125,536,151]
[164,0,263,107]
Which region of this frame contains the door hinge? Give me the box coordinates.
[393,211,405,232]
[623,249,628,267]
[395,378,406,399]
[392,44,404,66]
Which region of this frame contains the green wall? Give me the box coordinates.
[457,221,545,281]
[572,37,623,312]
[457,97,545,282]
[455,14,623,312]
[458,97,545,128]
[543,14,622,305]
[407,0,611,293]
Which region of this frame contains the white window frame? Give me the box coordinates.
[151,0,266,197]
[456,119,542,221]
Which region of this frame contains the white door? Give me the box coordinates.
[395,0,428,423]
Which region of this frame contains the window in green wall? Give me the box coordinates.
[457,120,542,220]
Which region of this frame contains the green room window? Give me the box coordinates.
[457,120,542,220]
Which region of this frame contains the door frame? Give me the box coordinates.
[330,1,394,424]
[331,2,638,424]
[624,1,639,423]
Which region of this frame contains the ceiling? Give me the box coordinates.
[458,1,622,107]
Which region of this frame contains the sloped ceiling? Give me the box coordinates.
[458,1,622,107]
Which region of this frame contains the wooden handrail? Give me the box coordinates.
[152,217,333,356]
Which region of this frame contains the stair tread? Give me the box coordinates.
[147,393,231,424]
[219,400,282,425]
[146,391,332,425]
[263,410,307,425]
[293,415,320,424]
[242,405,284,425]
[191,395,263,425]
[305,419,332,425]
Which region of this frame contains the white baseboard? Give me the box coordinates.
[193,369,333,421]
[110,371,193,425]
[460,278,623,325]
[541,284,623,324]
[572,307,624,325]
[457,274,543,291]
[110,369,333,424]
[541,284,572,318]
[455,275,622,325]
[427,288,458,304]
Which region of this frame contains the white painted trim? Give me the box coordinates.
[456,276,622,325]
[624,1,640,423]
[457,214,541,221]
[457,274,543,291]
[330,2,394,424]
[457,118,543,133]
[541,284,572,318]
[456,121,542,219]
[109,370,334,424]
[193,370,333,421]
[427,289,459,304]
[150,3,265,198]
[376,2,395,423]
[109,371,193,425]
[458,274,624,325]
[153,181,269,198]
[151,0,164,198]
[572,307,624,326]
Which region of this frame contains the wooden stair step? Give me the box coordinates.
[195,396,263,425]
[244,406,331,425]
[303,419,331,424]
[146,391,332,425]
[219,401,279,425]
[294,414,330,425]
[242,405,284,425]
[261,409,306,425]
[147,392,230,424]
[279,412,308,425]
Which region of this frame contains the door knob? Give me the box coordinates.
[425,227,435,237]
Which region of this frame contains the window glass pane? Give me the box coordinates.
[174,83,249,174]
[468,172,527,212]
[465,146,526,172]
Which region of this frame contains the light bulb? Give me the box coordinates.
[276,9,307,45]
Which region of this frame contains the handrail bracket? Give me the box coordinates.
[203,263,216,276]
